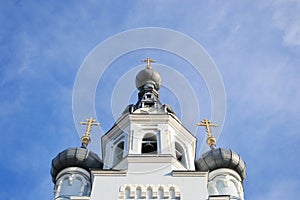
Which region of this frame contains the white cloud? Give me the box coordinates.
[271,0,300,46]
[234,63,299,117]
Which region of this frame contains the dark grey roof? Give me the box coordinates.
[195,148,246,180]
[50,147,103,183]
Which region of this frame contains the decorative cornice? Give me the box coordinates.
[91,170,127,176]
[172,170,207,177]
[70,196,91,200]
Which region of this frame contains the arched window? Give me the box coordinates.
[136,186,142,199]
[169,187,175,199]
[113,141,124,165]
[56,174,91,198]
[158,187,164,199]
[116,142,124,159]
[141,133,157,154]
[125,186,131,199]
[147,187,153,199]
[59,177,82,197]
[175,142,187,167]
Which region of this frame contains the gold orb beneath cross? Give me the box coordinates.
[206,136,216,147]
[81,135,91,146]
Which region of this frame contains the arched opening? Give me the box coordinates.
[125,186,130,199]
[158,187,164,199]
[113,141,124,165]
[141,133,157,154]
[136,186,142,199]
[147,187,153,199]
[58,177,82,197]
[175,142,187,167]
[169,187,175,199]
[55,173,91,198]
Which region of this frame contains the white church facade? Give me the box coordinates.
[50,59,246,200]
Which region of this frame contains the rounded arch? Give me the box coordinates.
[175,142,187,168]
[146,186,153,199]
[124,186,131,199]
[141,133,157,154]
[169,186,176,199]
[158,186,164,199]
[136,186,142,198]
[113,141,124,166]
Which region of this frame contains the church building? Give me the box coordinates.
[50,59,246,200]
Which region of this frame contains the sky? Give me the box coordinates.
[0,0,300,199]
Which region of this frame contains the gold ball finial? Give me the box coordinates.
[206,136,217,147]
[81,135,91,146]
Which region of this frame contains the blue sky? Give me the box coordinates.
[0,1,299,199]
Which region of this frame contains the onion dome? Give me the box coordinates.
[135,58,162,91]
[50,147,103,183]
[196,148,246,181]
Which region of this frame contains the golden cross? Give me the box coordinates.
[80,117,100,146]
[141,58,156,69]
[197,118,218,147]
[197,118,218,136]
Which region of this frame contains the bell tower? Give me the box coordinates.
[51,58,246,200]
[101,59,196,171]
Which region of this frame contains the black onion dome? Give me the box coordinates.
[50,147,103,183]
[196,148,246,180]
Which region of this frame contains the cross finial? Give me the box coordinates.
[141,58,156,69]
[80,117,100,147]
[197,118,218,148]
